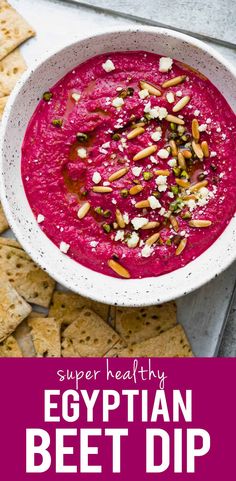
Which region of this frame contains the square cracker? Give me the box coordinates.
[49,291,109,328]
[61,308,121,357]
[0,48,26,97]
[117,325,193,357]
[0,202,9,232]
[28,317,61,357]
[0,244,55,307]
[0,1,35,61]
[114,302,177,345]
[0,276,31,341]
[0,335,22,357]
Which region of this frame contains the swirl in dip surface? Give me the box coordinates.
[22,51,236,279]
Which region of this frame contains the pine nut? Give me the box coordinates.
[189,180,208,192]
[175,238,187,255]
[77,201,90,219]
[92,186,113,193]
[172,95,190,112]
[182,149,192,159]
[170,215,179,232]
[133,145,157,161]
[169,139,178,157]
[162,75,186,88]
[192,119,200,141]
[154,169,170,176]
[127,127,145,139]
[177,152,186,169]
[115,209,125,228]
[166,114,185,125]
[129,184,144,195]
[189,219,212,228]
[145,232,160,246]
[192,140,203,159]
[140,80,162,96]
[108,259,130,278]
[141,221,160,230]
[108,167,129,182]
[201,140,209,157]
[135,200,150,208]
[175,178,190,188]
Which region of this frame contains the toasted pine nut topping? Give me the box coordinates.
[108,167,129,182]
[108,259,130,278]
[169,139,178,157]
[173,95,190,112]
[135,200,150,208]
[140,80,162,96]
[154,169,170,176]
[141,221,160,230]
[127,127,145,140]
[131,121,146,129]
[77,201,90,219]
[115,209,125,228]
[170,215,179,232]
[182,149,192,159]
[189,180,208,192]
[133,145,157,161]
[166,114,185,125]
[192,119,200,141]
[145,232,160,246]
[183,194,198,201]
[175,178,190,188]
[162,75,186,88]
[189,219,212,228]
[129,184,144,195]
[175,238,187,255]
[201,140,209,157]
[192,140,204,159]
[177,152,186,170]
[92,186,113,193]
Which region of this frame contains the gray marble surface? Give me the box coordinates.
[7,0,236,356]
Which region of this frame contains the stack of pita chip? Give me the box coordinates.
[0,1,35,229]
[0,233,193,358]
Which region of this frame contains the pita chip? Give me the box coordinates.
[0,48,26,97]
[0,335,22,357]
[0,276,31,341]
[0,1,35,61]
[0,202,9,232]
[28,317,61,357]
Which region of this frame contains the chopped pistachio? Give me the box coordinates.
[95,206,103,215]
[43,91,53,101]
[103,209,111,218]
[112,133,121,141]
[173,167,181,177]
[152,190,161,198]
[119,87,134,98]
[198,172,206,181]
[166,238,172,246]
[143,171,153,181]
[102,223,111,233]
[120,189,129,198]
[210,163,217,171]
[76,132,88,143]
[170,198,184,212]
[52,119,63,127]
[81,190,88,197]
[170,185,179,195]
[181,211,192,220]
[181,170,189,179]
[170,122,176,131]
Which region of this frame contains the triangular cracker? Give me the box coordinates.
[0,203,9,232]
[117,325,193,357]
[0,335,22,357]
[28,317,61,357]
[0,48,26,97]
[0,95,8,117]
[0,277,31,341]
[61,308,121,357]
[0,244,55,307]
[0,236,21,248]
[104,338,128,357]
[49,291,109,328]
[115,302,177,344]
[0,1,35,61]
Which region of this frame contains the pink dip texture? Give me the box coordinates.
[22,51,236,279]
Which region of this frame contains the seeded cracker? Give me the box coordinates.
[61,308,121,357]
[0,335,22,357]
[28,317,61,357]
[0,48,26,96]
[0,277,31,341]
[0,244,55,307]
[114,302,177,344]
[49,291,109,328]
[0,1,35,61]
[117,325,193,357]
[0,203,9,232]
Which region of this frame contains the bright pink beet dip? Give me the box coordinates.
[22,51,236,279]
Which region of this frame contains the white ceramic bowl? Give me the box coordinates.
[0,27,236,306]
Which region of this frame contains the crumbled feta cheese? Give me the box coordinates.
[59,241,70,254]
[166,91,175,103]
[168,191,174,198]
[127,231,139,248]
[112,97,124,108]
[159,57,173,72]
[77,147,87,159]
[167,158,177,167]
[151,128,162,142]
[131,217,149,230]
[216,127,221,133]
[139,89,149,99]
[102,141,110,149]
[198,124,207,132]
[150,155,158,164]
[148,196,161,209]
[186,199,196,212]
[115,230,125,241]
[206,118,211,124]
[219,172,224,178]
[222,133,226,140]
[193,109,200,116]
[156,175,168,192]
[123,213,130,225]
[159,207,166,216]
[210,151,217,157]
[103,181,110,186]
[144,102,167,120]
[176,90,183,97]
[111,198,117,205]
[71,92,81,102]
[141,244,154,258]
[102,59,115,72]
[37,214,45,223]
[157,148,169,159]
[92,172,101,184]
[90,241,98,248]
[132,166,142,177]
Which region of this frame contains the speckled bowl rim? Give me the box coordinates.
[0,26,236,307]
